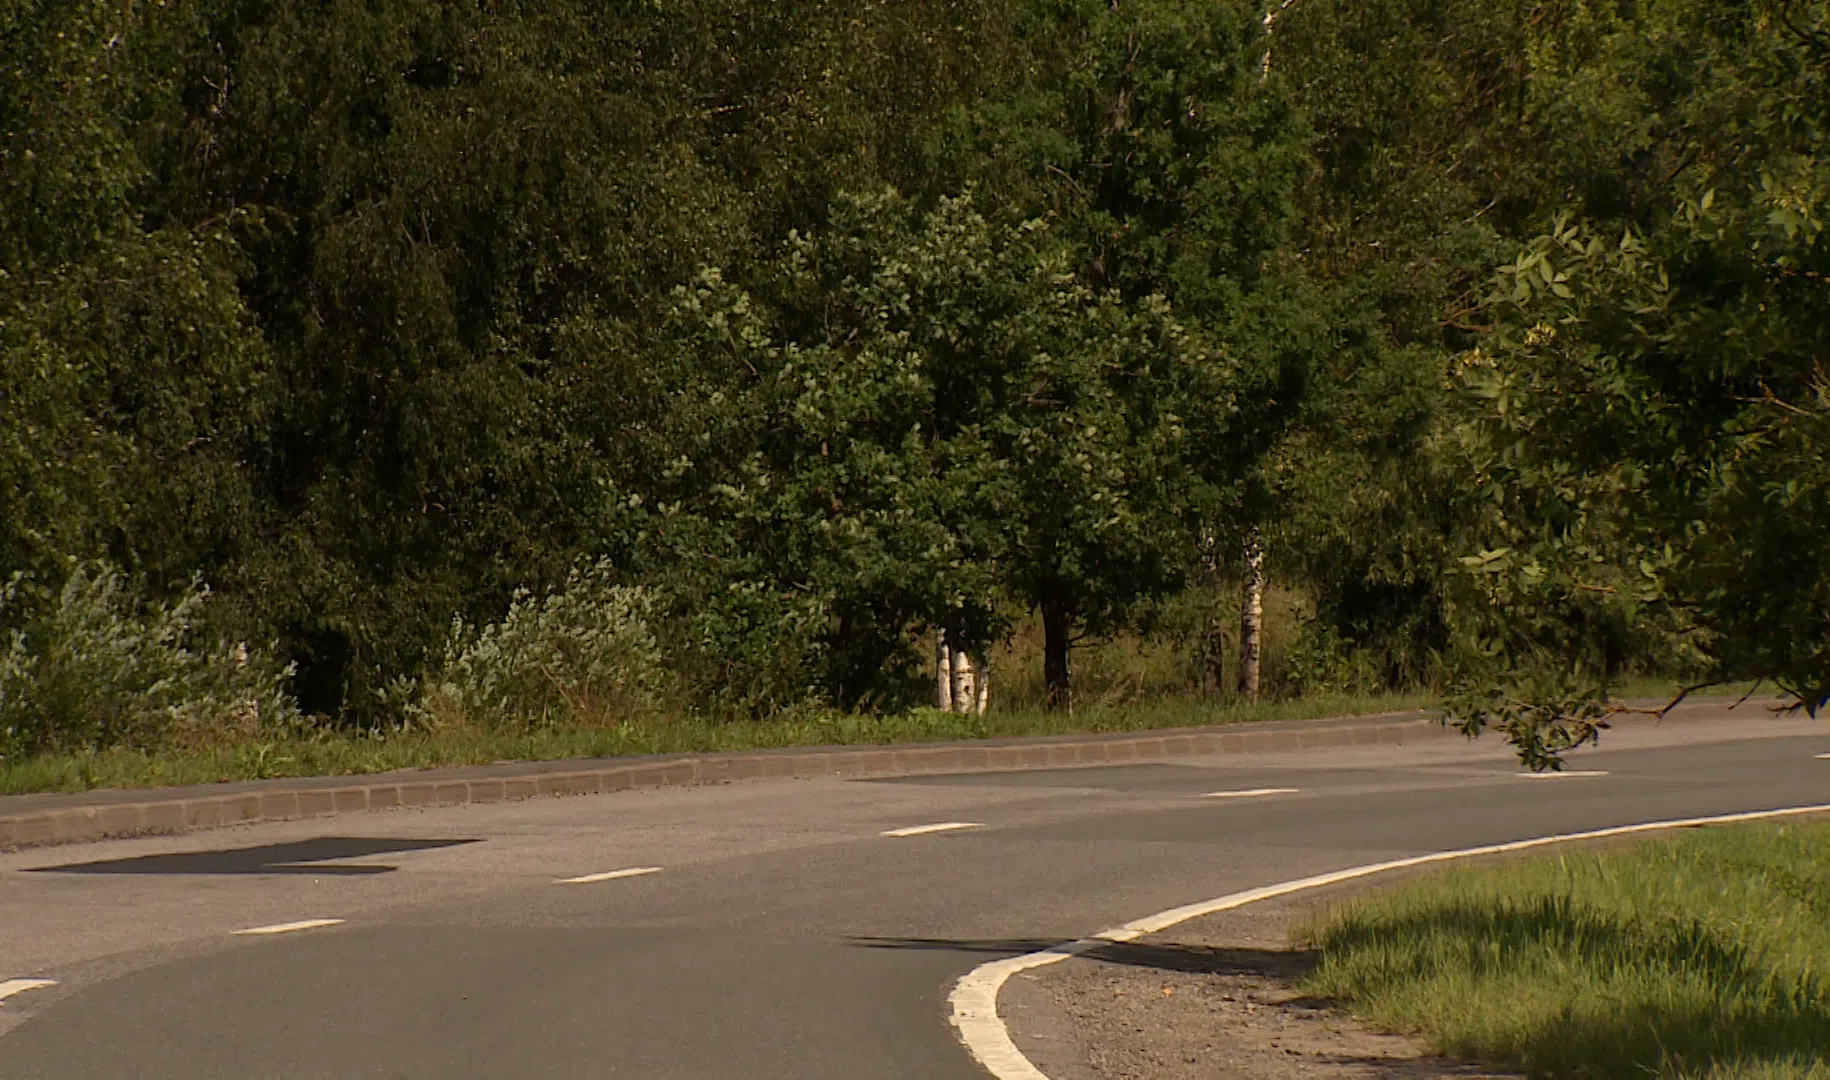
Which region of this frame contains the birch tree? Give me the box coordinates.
[1238,528,1265,701]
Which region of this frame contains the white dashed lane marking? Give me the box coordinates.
[556,866,662,885]
[881,822,984,838]
[1202,787,1300,799]
[0,979,56,1005]
[232,919,345,936]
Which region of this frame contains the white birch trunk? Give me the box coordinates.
[950,649,975,715]
[1261,0,1303,80]
[974,652,990,716]
[1240,529,1265,702]
[936,633,954,712]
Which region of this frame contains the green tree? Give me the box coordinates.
[930,0,1321,700]
[1,0,271,628]
[1438,0,1830,766]
[650,191,1237,710]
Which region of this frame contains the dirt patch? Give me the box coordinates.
[1002,888,1519,1080]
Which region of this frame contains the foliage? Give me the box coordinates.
[1248,0,1538,694]
[415,561,664,730]
[653,188,1270,709]
[0,564,298,758]
[1439,0,1830,759]
[3,0,1026,722]
[1,0,1823,766]
[0,0,273,633]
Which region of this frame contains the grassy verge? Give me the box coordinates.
[0,691,1432,796]
[1300,821,1830,1079]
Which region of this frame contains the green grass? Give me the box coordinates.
[0,691,1431,796]
[1300,822,1830,1079]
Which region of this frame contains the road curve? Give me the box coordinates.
[0,701,1822,1079]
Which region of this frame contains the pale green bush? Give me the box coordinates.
[0,564,299,758]
[418,560,665,729]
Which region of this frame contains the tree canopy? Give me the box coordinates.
[3,0,1825,766]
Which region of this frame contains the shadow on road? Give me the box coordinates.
[851,935,1319,981]
[28,836,480,875]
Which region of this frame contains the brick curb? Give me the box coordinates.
[0,712,1453,852]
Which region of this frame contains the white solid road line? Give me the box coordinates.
[881,822,984,838]
[1202,787,1299,799]
[555,866,663,885]
[1518,770,1609,778]
[948,802,1830,1080]
[232,919,345,936]
[0,979,57,1005]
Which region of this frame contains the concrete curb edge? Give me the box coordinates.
[0,713,1452,851]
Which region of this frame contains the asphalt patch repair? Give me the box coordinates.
[1000,884,1519,1080]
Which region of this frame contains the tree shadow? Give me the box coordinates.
[28,837,480,875]
[856,934,1507,1076]
[861,896,1830,1076]
[851,934,1319,982]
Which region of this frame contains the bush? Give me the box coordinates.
[1283,620,1389,698]
[0,564,299,758]
[657,576,833,721]
[417,560,667,729]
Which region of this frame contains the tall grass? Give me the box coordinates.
[992,583,1340,709]
[1301,822,1830,1079]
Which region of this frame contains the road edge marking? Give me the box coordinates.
[0,979,56,1005]
[1518,770,1609,778]
[1201,787,1300,799]
[232,918,345,936]
[883,822,984,838]
[556,866,663,885]
[947,802,1830,1080]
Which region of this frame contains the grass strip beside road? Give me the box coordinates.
[0,691,1430,796]
[1301,821,1830,1079]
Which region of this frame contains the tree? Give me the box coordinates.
[0,0,1030,721]
[649,190,1237,711]
[1,0,272,627]
[927,0,1320,702]
[1438,0,1830,766]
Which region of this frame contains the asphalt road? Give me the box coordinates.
[0,703,1823,1079]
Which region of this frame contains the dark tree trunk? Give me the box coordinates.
[1042,597,1072,711]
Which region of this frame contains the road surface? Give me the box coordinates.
[0,702,1822,1078]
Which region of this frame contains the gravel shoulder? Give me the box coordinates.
[1003,882,1520,1080]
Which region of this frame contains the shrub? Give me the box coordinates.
[417,560,666,729]
[0,564,299,758]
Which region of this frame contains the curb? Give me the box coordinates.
[950,803,1830,1080]
[0,712,1451,851]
